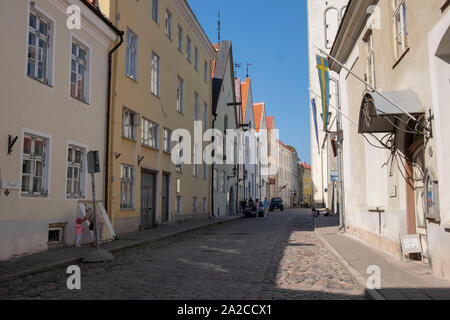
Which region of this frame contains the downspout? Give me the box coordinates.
[211,113,218,218]
[105,31,124,213]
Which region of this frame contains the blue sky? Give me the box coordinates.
[189,0,311,164]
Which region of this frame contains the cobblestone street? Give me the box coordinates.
[0,209,365,300]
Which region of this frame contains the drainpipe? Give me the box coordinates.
[105,31,124,213]
[210,113,218,218]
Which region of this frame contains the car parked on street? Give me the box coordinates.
[270,198,285,212]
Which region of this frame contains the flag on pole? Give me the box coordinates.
[311,98,320,155]
[316,55,330,131]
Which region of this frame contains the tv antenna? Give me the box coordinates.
[246,63,253,77]
[217,11,221,43]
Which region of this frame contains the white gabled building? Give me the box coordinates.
[0,0,121,259]
[211,41,239,216]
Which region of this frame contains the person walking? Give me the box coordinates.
[264,197,270,219]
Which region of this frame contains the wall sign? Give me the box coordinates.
[2,182,19,190]
[400,234,422,255]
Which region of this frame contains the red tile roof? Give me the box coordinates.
[240,78,250,123]
[253,103,265,133]
[266,116,275,131]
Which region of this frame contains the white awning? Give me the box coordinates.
[358,90,425,134]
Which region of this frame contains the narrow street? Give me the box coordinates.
[0,210,364,300]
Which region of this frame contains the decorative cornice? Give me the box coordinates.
[50,0,117,47]
[329,0,379,72]
[170,0,216,61]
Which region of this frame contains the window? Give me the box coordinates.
[177,76,184,113]
[151,52,160,96]
[120,164,135,210]
[22,134,49,196]
[204,61,209,82]
[163,128,172,153]
[219,171,225,193]
[176,136,183,173]
[152,0,159,24]
[365,31,376,88]
[142,118,159,149]
[203,103,209,131]
[125,29,137,80]
[203,163,208,180]
[213,168,218,192]
[122,108,138,140]
[186,36,192,62]
[70,41,89,102]
[178,25,183,52]
[27,9,52,84]
[193,143,199,177]
[66,145,85,198]
[194,47,199,70]
[203,197,208,213]
[193,197,198,213]
[165,10,172,39]
[325,8,339,49]
[176,196,182,214]
[393,0,408,59]
[194,92,200,121]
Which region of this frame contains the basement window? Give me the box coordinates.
[48,223,66,248]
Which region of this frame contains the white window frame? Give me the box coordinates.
[120,164,135,210]
[203,103,209,132]
[20,130,51,198]
[204,61,209,83]
[203,197,207,213]
[186,36,192,62]
[141,117,159,149]
[165,9,172,39]
[177,76,184,114]
[365,31,376,88]
[122,107,139,140]
[393,0,408,59]
[163,128,172,154]
[176,196,183,214]
[152,0,159,24]
[178,25,183,52]
[65,142,87,199]
[193,197,199,213]
[70,37,91,103]
[203,163,208,180]
[27,7,54,85]
[220,171,225,193]
[151,52,160,96]
[194,92,200,121]
[125,28,138,80]
[213,168,218,192]
[194,47,199,71]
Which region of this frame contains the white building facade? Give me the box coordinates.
[0,0,119,259]
[307,0,348,208]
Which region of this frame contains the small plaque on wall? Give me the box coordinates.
[389,186,397,198]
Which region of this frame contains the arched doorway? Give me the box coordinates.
[405,137,428,262]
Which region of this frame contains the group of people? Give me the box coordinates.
[240,197,271,219]
[75,207,105,248]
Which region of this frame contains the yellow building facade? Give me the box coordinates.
[99,0,216,234]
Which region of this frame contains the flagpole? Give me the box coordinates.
[314,45,418,123]
[309,88,359,127]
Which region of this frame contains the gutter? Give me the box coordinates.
[105,31,124,213]
[210,112,218,218]
[79,0,124,212]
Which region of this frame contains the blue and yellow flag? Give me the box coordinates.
[316,55,330,131]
